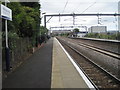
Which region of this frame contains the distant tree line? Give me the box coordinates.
[85,32,120,40]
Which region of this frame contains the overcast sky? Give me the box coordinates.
[40,0,120,31]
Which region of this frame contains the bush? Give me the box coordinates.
[85,33,120,40]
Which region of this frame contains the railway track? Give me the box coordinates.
[60,37,120,79]
[71,37,120,55]
[57,37,120,89]
[77,43,120,59]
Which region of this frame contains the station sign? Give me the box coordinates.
[0,4,12,21]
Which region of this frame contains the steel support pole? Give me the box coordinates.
[44,15,46,29]
[5,2,10,71]
[73,14,75,25]
[44,15,47,42]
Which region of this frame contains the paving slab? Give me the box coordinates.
[51,38,89,88]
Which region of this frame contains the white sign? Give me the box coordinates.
[0,4,12,21]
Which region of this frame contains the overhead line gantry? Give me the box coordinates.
[44,13,120,29]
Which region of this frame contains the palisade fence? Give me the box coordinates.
[2,37,33,71]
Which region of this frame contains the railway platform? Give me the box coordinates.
[3,38,53,88]
[51,38,91,88]
[2,37,93,89]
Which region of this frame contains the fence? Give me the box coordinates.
[2,37,32,71]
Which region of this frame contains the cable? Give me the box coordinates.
[81,2,96,14]
[62,0,69,13]
[73,2,81,13]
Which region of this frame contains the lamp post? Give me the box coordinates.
[5,0,10,71]
[39,12,46,41]
[40,12,46,36]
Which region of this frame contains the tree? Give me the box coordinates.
[4,2,41,47]
[73,28,79,33]
[7,2,40,38]
[2,2,41,71]
[85,33,120,40]
[20,2,40,8]
[73,28,79,37]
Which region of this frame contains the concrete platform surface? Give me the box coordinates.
[3,38,53,88]
[51,38,89,88]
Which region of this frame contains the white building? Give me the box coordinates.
[76,32,88,38]
[88,26,107,33]
[72,31,88,38]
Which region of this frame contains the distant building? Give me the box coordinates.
[51,30,72,35]
[76,31,88,38]
[88,26,107,33]
[72,31,88,38]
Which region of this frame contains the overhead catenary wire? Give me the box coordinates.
[63,1,96,25]
[62,0,69,13]
[81,2,96,14]
[72,2,81,13]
